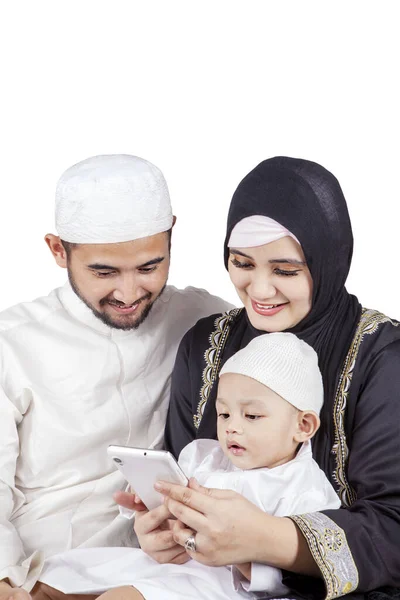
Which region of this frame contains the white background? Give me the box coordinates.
[0,1,399,316]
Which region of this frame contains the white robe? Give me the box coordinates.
[0,282,231,590]
[39,439,340,599]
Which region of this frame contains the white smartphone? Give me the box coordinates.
[108,445,188,510]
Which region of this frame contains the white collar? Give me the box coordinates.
[57,281,142,338]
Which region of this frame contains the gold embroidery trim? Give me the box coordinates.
[290,513,359,600]
[332,308,400,506]
[194,308,242,429]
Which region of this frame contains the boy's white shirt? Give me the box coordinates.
[40,437,340,598]
[179,438,341,594]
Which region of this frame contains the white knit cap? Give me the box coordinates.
[55,154,173,244]
[228,215,300,248]
[220,333,323,414]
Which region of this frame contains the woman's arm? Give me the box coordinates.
[289,340,400,596]
[158,341,400,597]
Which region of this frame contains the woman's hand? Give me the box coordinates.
[114,491,190,565]
[157,478,319,576]
[157,477,270,567]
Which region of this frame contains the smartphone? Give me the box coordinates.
[108,445,188,510]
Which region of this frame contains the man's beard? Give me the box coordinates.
[68,269,166,331]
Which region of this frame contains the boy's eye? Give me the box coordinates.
[218,413,230,420]
[138,266,157,274]
[230,257,254,270]
[246,414,262,420]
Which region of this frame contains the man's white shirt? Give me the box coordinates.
[0,282,231,590]
[38,439,340,599]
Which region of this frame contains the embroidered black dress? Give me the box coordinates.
[164,158,400,600]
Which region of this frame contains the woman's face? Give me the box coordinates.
[228,236,313,332]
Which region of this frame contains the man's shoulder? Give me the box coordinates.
[0,288,62,335]
[150,286,234,347]
[160,285,234,317]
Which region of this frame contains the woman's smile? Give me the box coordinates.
[250,300,289,316]
[228,237,313,333]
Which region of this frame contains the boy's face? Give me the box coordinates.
[216,373,301,470]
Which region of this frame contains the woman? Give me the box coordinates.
[129,157,400,600]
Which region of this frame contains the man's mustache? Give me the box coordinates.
[100,292,152,308]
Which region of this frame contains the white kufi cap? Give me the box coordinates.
[220,333,323,414]
[55,154,173,243]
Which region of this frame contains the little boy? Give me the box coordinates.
[38,333,340,600]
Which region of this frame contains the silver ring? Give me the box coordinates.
[184,534,197,552]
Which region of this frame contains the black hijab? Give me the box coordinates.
[199,156,361,444]
[228,158,361,416]
[187,160,400,597]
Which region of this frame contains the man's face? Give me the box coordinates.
[65,232,170,330]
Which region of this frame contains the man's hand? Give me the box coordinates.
[114,490,190,565]
[0,580,31,600]
[113,490,147,512]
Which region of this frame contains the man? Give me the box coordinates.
[0,155,231,599]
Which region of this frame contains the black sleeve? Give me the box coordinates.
[164,327,197,459]
[290,340,400,598]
